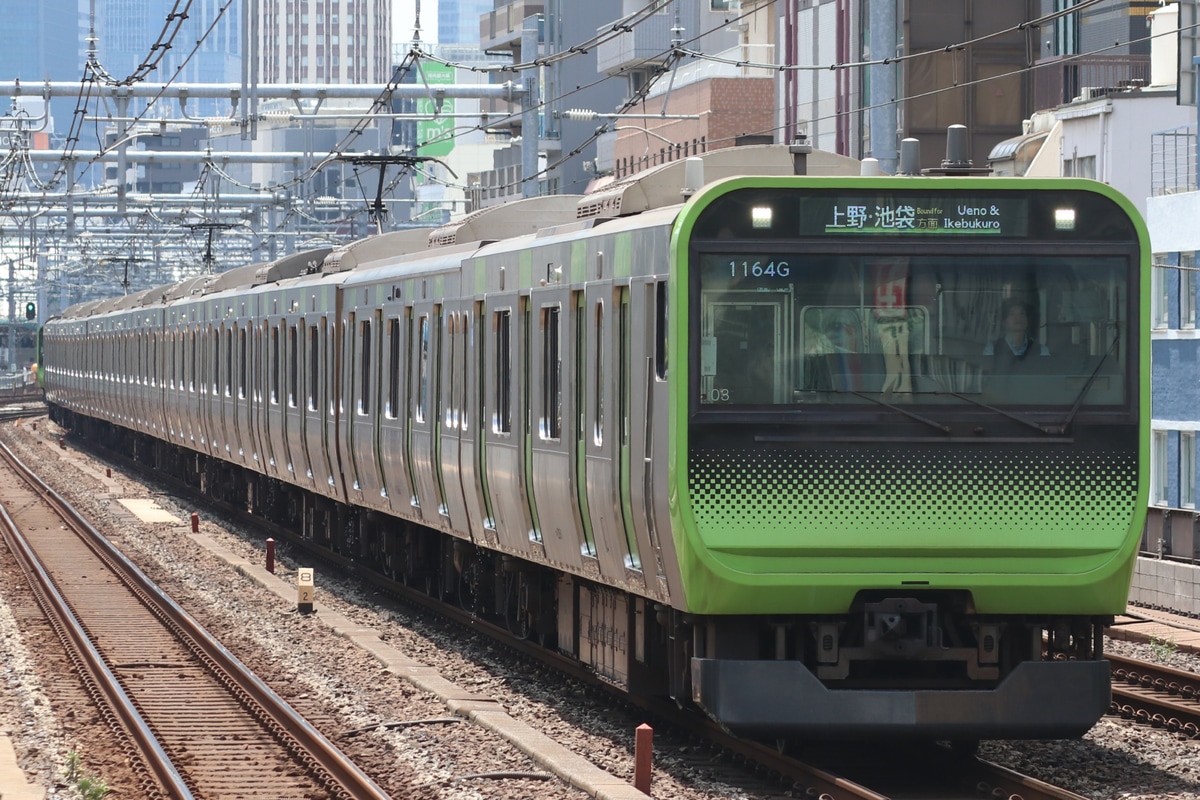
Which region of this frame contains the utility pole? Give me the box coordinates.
[336,153,457,234]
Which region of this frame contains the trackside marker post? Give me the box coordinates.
[297,568,315,613]
[635,723,652,795]
[190,512,199,533]
[266,538,275,573]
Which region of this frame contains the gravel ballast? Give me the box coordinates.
[1,416,1199,799]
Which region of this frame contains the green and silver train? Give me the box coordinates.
[42,144,1148,743]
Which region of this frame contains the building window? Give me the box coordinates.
[1153,430,1169,506]
[1152,257,1169,329]
[1063,155,1096,179]
[1183,253,1196,330]
[1183,431,1196,508]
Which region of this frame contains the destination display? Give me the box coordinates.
[806,195,1030,236]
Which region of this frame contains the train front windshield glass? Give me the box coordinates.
[694,252,1130,409]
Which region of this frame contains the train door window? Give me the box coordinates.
[446,313,458,430]
[655,281,668,380]
[359,319,372,415]
[308,324,319,411]
[224,328,232,396]
[288,323,299,408]
[416,314,429,423]
[494,309,512,434]
[540,305,562,440]
[189,330,197,392]
[270,325,280,405]
[619,289,630,447]
[239,327,248,399]
[594,300,604,445]
[211,330,220,395]
[386,318,400,419]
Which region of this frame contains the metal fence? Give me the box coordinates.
[1142,506,1200,561]
[1151,125,1198,196]
[1032,54,1151,112]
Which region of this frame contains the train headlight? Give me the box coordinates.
[751,206,773,229]
[1054,208,1076,231]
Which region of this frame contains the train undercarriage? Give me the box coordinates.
[53,408,1115,742]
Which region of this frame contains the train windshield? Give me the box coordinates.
[694,252,1131,410]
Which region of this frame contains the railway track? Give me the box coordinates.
[0,437,391,800]
[172,453,1094,800]
[1108,652,1200,737]
[11,422,1114,800]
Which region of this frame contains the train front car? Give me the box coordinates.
[673,176,1149,741]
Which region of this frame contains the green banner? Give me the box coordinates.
[417,62,455,159]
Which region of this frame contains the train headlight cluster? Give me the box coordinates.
[1055,208,1076,231]
[751,206,773,229]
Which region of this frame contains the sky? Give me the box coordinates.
[393,0,440,46]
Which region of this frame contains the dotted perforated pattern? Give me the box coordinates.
[687,447,1139,535]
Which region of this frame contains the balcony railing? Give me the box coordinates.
[1032,54,1151,111]
[1151,125,1197,196]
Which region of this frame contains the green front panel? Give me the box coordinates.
[666,175,1151,618]
[689,445,1138,564]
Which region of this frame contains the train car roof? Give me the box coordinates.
[57,298,108,320]
[576,143,861,219]
[322,228,436,274]
[107,286,161,312]
[201,246,332,295]
[427,194,584,247]
[162,274,215,303]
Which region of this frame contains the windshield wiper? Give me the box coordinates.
[922,372,1055,435]
[1055,333,1121,434]
[844,390,951,434]
[932,391,1057,434]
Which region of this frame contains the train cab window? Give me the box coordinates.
[288,324,299,408]
[695,252,1132,412]
[386,318,400,419]
[358,319,371,415]
[540,305,562,440]
[494,309,512,434]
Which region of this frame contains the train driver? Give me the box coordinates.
[982,297,1050,372]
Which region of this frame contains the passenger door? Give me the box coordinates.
[529,284,583,570]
